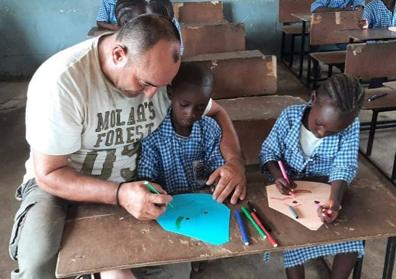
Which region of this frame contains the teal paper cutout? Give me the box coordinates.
[157,193,230,245]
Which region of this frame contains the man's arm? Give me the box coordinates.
[96,21,119,31]
[32,149,172,220]
[204,101,246,204]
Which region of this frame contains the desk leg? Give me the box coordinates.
[281,31,285,61]
[383,237,396,279]
[366,110,379,156]
[298,21,306,78]
[352,240,365,279]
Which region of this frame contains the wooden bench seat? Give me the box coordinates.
[282,24,310,35]
[309,51,346,65]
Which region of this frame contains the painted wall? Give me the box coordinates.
[0,0,280,79]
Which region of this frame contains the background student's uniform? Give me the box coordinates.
[260,104,364,268]
[138,110,224,194]
[97,0,117,25]
[310,0,365,12]
[363,0,396,28]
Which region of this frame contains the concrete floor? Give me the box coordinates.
[0,65,394,279]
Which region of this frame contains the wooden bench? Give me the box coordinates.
[181,22,245,57]
[307,10,361,88]
[344,42,396,172]
[173,1,224,24]
[183,51,277,99]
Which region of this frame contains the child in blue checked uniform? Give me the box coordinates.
[359,0,396,29]
[115,0,185,55]
[138,63,224,194]
[311,0,364,12]
[260,74,365,279]
[97,0,119,31]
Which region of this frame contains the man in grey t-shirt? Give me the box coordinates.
[10,14,246,279]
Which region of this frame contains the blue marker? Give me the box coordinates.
[234,209,249,246]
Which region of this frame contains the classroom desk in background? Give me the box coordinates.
[291,13,312,79]
[337,28,396,43]
[56,155,396,278]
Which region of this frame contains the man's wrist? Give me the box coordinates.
[115,182,127,206]
[226,157,245,169]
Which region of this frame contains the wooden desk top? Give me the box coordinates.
[56,156,396,278]
[338,28,396,42]
[291,13,312,22]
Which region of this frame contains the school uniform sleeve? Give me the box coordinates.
[353,0,365,8]
[311,0,328,12]
[202,118,225,173]
[362,2,376,28]
[137,136,161,183]
[328,119,360,184]
[259,108,290,168]
[96,0,111,22]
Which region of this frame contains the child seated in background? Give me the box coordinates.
[138,63,224,194]
[260,74,365,279]
[359,0,396,29]
[116,0,184,55]
[311,0,364,12]
[96,0,119,31]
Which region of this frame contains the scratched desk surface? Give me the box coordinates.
[56,155,396,278]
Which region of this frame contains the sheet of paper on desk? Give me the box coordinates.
[157,193,230,245]
[266,181,331,231]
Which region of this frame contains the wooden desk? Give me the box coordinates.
[56,156,396,278]
[338,28,396,42]
[292,13,312,78]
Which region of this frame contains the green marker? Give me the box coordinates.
[241,206,266,240]
[144,181,174,208]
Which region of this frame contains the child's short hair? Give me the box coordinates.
[168,63,214,98]
[316,73,364,115]
[116,0,173,26]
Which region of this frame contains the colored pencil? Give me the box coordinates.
[240,206,266,239]
[234,209,249,246]
[287,205,299,219]
[144,181,174,208]
[246,202,278,247]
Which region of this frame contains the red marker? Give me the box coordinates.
[247,202,278,247]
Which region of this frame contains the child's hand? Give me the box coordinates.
[274,177,297,195]
[358,19,368,30]
[317,200,341,224]
[207,161,247,205]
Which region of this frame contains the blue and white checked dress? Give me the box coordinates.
[138,110,224,194]
[363,0,396,29]
[260,104,364,268]
[96,0,117,25]
[311,0,365,12]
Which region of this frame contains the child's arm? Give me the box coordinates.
[137,140,161,185]
[96,0,119,31]
[96,21,119,31]
[320,119,360,223]
[318,180,347,223]
[260,108,296,194]
[204,101,246,205]
[265,161,297,195]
